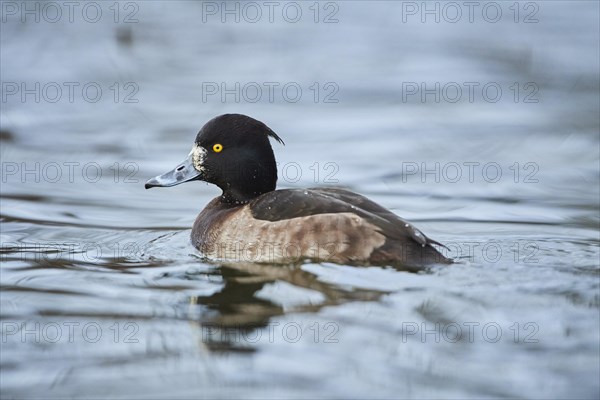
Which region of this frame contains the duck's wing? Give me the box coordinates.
[311,188,448,249]
[249,188,441,248]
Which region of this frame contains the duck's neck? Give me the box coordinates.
[215,158,278,206]
[220,190,253,206]
[219,182,275,206]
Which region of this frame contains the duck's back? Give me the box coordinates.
[192,188,450,269]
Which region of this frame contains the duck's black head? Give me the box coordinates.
[145,114,284,205]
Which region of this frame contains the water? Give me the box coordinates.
[1,1,599,398]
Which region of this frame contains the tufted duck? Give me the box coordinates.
[145,114,451,269]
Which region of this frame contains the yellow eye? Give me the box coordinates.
[212,143,223,153]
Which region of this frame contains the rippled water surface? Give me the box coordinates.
[1,2,599,399]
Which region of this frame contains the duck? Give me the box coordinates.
[145,114,451,269]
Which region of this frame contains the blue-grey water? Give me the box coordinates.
[1,1,599,399]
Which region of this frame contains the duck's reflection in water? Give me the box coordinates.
[188,262,385,352]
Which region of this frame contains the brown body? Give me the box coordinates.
[192,188,450,269]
